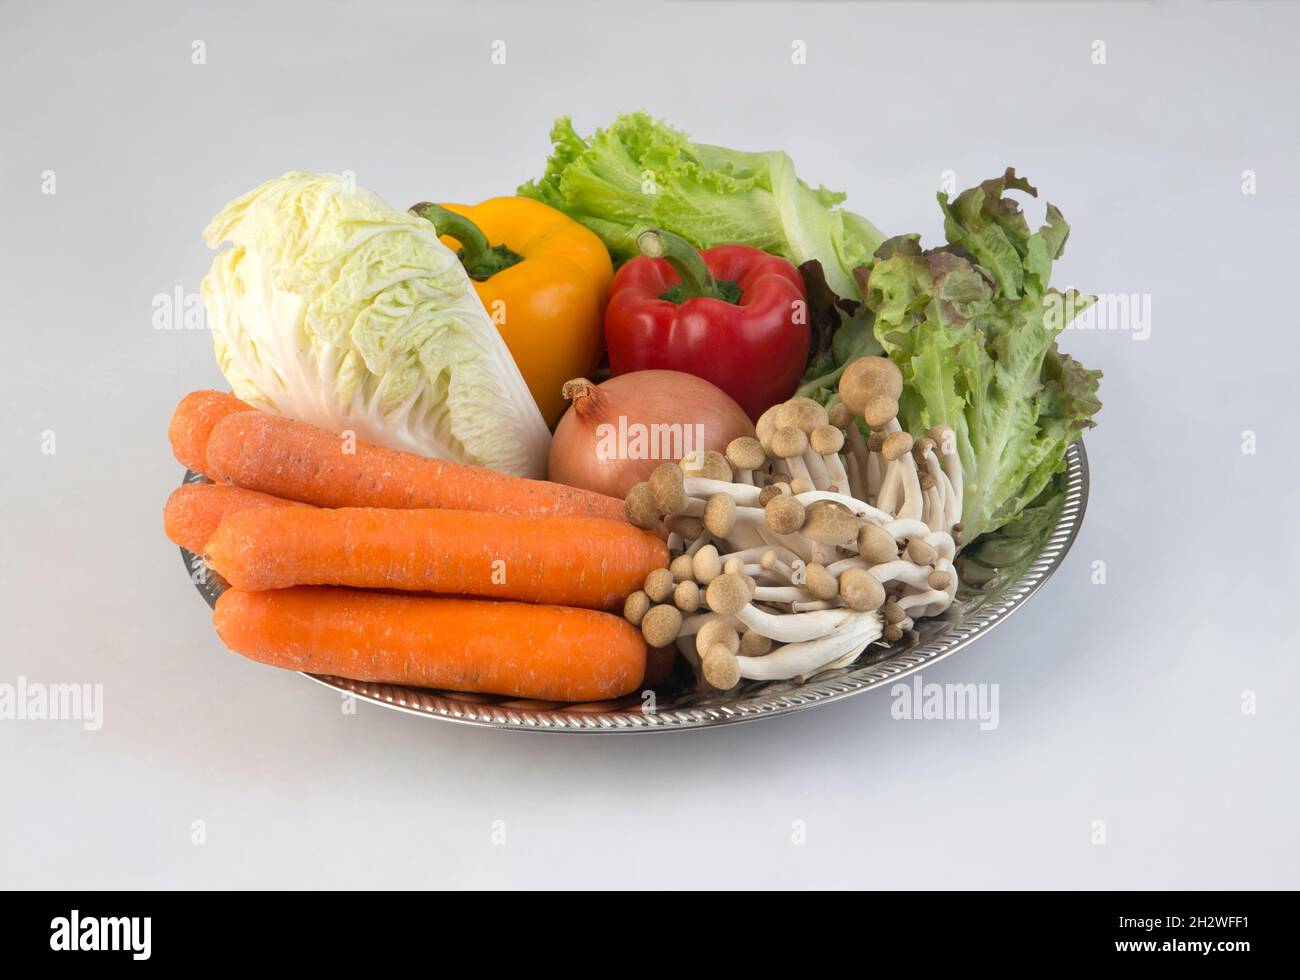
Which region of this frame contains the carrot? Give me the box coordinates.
[205,410,625,522]
[168,390,251,475]
[205,506,667,610]
[214,587,647,701]
[163,482,308,554]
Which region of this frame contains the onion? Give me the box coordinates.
[548,370,754,498]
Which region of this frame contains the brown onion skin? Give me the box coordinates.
[548,370,755,499]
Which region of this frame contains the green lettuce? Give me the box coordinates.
[202,172,550,477]
[862,169,1101,543]
[519,113,885,298]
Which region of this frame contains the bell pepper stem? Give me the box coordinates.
[412,203,491,263]
[411,202,524,280]
[637,229,719,301]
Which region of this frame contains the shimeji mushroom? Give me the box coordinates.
[725,436,766,485]
[733,611,883,681]
[809,424,849,493]
[769,426,812,484]
[617,353,967,691]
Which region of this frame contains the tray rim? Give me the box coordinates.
[181,440,1089,733]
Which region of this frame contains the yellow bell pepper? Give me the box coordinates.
[413,197,612,427]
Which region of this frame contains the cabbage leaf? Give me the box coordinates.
[201,172,549,477]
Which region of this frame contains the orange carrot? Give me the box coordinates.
[205,506,667,610]
[168,390,251,475]
[163,482,308,554]
[214,587,647,702]
[205,410,626,522]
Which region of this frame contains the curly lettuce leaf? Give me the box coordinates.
[520,113,885,298]
[862,170,1101,543]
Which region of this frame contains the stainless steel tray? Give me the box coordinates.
[181,441,1088,732]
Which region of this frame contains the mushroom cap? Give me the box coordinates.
[926,424,956,455]
[918,470,936,491]
[882,600,907,625]
[623,590,651,626]
[624,482,659,531]
[673,579,701,613]
[669,554,696,582]
[801,500,862,548]
[764,494,806,534]
[643,567,675,603]
[692,543,722,584]
[701,644,741,690]
[705,573,751,615]
[703,492,737,538]
[768,426,809,460]
[725,436,766,471]
[862,395,899,429]
[827,402,855,430]
[680,449,733,482]
[774,397,829,433]
[928,569,953,592]
[755,406,780,454]
[640,604,683,646]
[838,356,903,413]
[757,483,787,507]
[649,463,688,515]
[665,515,704,540]
[739,629,773,657]
[912,436,936,460]
[696,618,740,654]
[906,537,938,565]
[789,475,814,495]
[866,431,886,453]
[883,623,903,643]
[858,523,898,564]
[881,430,915,462]
[809,424,845,455]
[839,567,886,611]
[837,356,899,413]
[722,555,746,576]
[759,549,778,570]
[804,563,840,601]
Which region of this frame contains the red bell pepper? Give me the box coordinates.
[604,230,809,421]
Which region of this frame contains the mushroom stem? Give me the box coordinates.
[684,531,712,557]
[923,484,944,531]
[678,611,741,637]
[867,560,934,589]
[752,585,817,603]
[802,449,831,491]
[897,588,953,619]
[877,460,902,514]
[897,454,924,520]
[735,612,882,681]
[718,545,803,566]
[793,490,894,524]
[734,604,859,642]
[866,450,883,500]
[845,451,864,501]
[821,451,849,494]
[845,421,871,482]
[935,466,960,533]
[682,478,762,506]
[791,599,840,612]
[756,525,814,563]
[882,518,933,541]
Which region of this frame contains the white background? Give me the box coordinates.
[2,0,1296,888]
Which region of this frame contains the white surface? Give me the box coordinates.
[1,0,1296,889]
